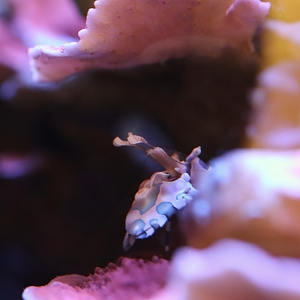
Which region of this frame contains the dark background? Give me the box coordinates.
[0,3,258,296]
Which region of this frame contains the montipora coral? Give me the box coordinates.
[29,0,270,82]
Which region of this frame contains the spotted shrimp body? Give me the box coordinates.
[113,133,210,250]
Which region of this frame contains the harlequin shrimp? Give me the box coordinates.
[113,132,210,250]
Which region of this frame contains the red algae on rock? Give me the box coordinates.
[22,257,169,300]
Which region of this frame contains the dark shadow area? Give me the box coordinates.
[0,55,257,299]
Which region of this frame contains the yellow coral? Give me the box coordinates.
[247,0,300,148]
[262,21,300,68]
[261,0,300,68]
[264,0,300,22]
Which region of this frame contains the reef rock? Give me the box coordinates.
[22,257,169,300]
[150,239,300,300]
[181,148,300,257]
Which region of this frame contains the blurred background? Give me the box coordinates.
[0,0,257,299]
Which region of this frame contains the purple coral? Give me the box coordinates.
[23,257,169,300]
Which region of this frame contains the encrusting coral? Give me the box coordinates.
[29,0,270,82]
[182,148,300,257]
[23,257,169,300]
[150,239,300,300]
